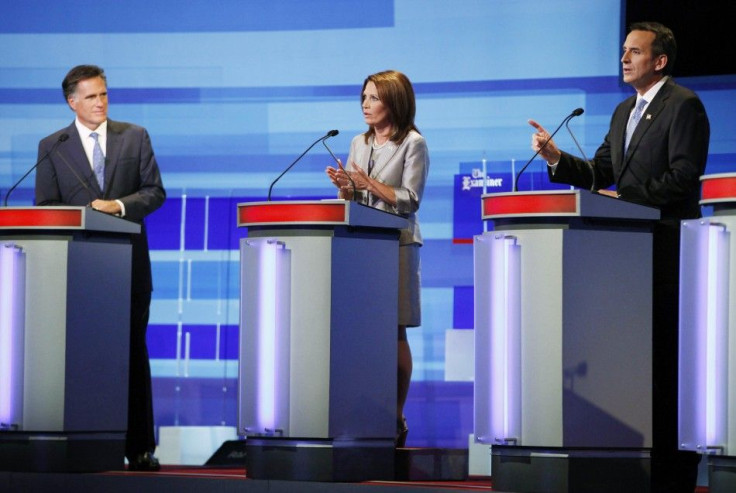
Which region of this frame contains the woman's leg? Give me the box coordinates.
[397,325,412,446]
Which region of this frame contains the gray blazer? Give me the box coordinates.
[346,130,429,245]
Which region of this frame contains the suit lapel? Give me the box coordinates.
[358,140,372,172]
[626,83,670,158]
[617,79,673,186]
[613,97,636,185]
[103,120,123,199]
[367,138,399,179]
[609,96,636,184]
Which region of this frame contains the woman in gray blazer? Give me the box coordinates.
[325,70,429,447]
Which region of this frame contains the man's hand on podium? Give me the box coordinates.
[596,189,618,198]
[90,199,122,215]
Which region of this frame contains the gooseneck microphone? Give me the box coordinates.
[322,137,356,200]
[564,112,596,192]
[267,130,339,201]
[514,107,584,192]
[4,133,69,206]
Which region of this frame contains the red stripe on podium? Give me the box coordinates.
[701,175,736,202]
[0,208,83,228]
[482,193,578,217]
[239,202,347,225]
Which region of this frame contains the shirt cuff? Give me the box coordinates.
[116,199,126,217]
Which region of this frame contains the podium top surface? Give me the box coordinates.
[0,206,141,234]
[237,199,408,230]
[481,190,660,222]
[700,173,736,206]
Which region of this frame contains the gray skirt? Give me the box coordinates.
[398,243,421,327]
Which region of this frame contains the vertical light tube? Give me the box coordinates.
[474,234,521,444]
[505,237,522,442]
[707,224,729,447]
[176,322,183,377]
[490,235,521,443]
[175,195,187,379]
[257,243,277,429]
[678,220,729,453]
[184,331,191,378]
[489,236,508,439]
[239,238,291,436]
[215,322,221,362]
[0,243,25,430]
[179,194,187,252]
[706,226,718,444]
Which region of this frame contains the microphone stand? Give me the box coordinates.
[267,131,338,201]
[4,134,69,206]
[323,139,356,200]
[565,119,596,192]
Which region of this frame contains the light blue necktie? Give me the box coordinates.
[624,98,647,153]
[90,132,105,191]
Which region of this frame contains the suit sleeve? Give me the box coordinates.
[548,138,616,191]
[117,128,166,222]
[393,135,429,216]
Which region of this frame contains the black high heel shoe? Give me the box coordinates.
[396,416,409,448]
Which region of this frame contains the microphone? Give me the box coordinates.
[4,133,69,206]
[564,112,596,192]
[514,107,584,192]
[322,136,356,200]
[267,130,340,201]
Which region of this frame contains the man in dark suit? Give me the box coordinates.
[528,22,709,493]
[35,65,166,471]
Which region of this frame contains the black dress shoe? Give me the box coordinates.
[127,451,161,471]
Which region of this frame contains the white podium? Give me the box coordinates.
[684,173,736,493]
[0,206,139,472]
[236,200,407,481]
[474,190,660,492]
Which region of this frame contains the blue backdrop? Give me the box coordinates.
[2,0,735,448]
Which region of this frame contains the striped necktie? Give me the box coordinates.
[624,98,647,153]
[90,132,105,191]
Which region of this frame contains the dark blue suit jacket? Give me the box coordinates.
[35,119,166,292]
[549,78,710,223]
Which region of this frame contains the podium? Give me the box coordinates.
[684,173,736,492]
[473,190,660,492]
[0,206,139,472]
[236,199,407,481]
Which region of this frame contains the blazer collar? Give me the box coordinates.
[65,119,123,198]
[101,120,124,197]
[61,122,102,197]
[363,135,399,178]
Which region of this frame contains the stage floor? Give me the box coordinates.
[2,466,493,493]
[1,466,716,493]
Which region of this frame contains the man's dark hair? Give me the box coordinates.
[62,65,107,102]
[629,21,677,75]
